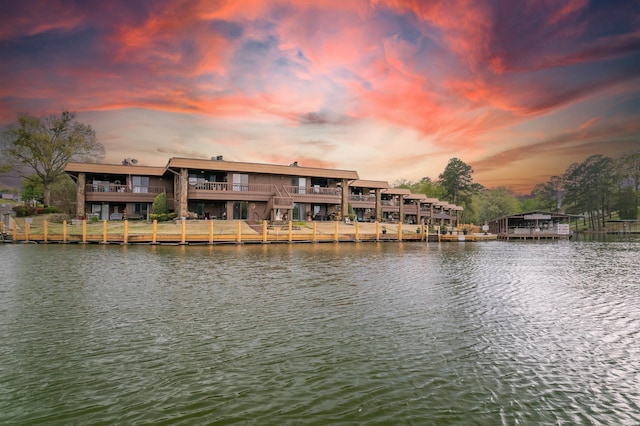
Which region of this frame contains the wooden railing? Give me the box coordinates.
[190,182,342,198]
[349,194,376,202]
[273,185,294,208]
[284,186,341,196]
[86,184,166,194]
[191,182,274,192]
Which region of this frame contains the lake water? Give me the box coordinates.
[1,237,639,425]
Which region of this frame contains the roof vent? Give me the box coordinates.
[212,155,224,161]
[290,161,298,167]
[122,158,138,165]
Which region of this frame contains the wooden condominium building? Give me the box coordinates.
[65,156,462,226]
[347,181,462,227]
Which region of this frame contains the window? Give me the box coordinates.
[292,177,306,194]
[91,203,109,220]
[92,180,110,192]
[293,203,306,220]
[133,203,149,218]
[233,201,248,219]
[232,174,249,191]
[132,176,149,193]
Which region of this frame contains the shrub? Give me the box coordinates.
[12,205,35,217]
[44,206,63,214]
[149,212,176,222]
[151,192,169,215]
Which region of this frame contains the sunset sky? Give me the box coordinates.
[1,0,639,193]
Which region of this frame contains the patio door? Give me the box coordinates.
[92,203,109,221]
[292,177,306,194]
[293,203,306,220]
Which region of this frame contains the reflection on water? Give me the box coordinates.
[1,237,639,424]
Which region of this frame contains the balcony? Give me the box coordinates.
[188,182,342,204]
[349,194,376,208]
[85,184,168,203]
[284,185,341,204]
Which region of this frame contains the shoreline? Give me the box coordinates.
[1,218,498,245]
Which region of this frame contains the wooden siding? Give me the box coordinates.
[65,162,166,175]
[167,157,359,180]
[350,179,389,189]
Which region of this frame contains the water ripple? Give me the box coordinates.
[1,239,639,424]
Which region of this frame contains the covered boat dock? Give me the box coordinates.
[488,211,579,240]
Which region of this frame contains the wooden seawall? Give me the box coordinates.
[1,219,497,245]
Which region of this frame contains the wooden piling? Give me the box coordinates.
[152,220,157,244]
[312,221,317,243]
[262,220,268,243]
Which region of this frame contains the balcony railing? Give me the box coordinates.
[189,182,342,196]
[285,185,342,196]
[349,194,376,202]
[191,182,274,192]
[86,184,166,194]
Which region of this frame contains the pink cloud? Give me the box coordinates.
[1,0,639,192]
[548,0,589,25]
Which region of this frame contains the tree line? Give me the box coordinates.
[397,153,640,229]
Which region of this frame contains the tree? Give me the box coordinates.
[530,175,563,212]
[474,187,521,223]
[438,157,481,206]
[49,174,77,215]
[2,111,105,206]
[563,155,615,230]
[617,151,640,219]
[394,177,447,199]
[21,174,44,205]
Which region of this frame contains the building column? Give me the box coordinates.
[429,203,436,227]
[179,168,188,218]
[398,195,405,222]
[375,189,382,222]
[341,179,349,219]
[76,172,86,218]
